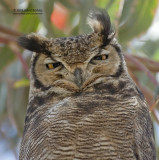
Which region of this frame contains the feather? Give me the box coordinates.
[87,8,115,45]
[17,33,50,54]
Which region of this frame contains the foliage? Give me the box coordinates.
[0,0,159,159]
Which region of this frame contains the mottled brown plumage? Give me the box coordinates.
[18,9,156,160]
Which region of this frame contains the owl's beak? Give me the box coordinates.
[74,68,83,88]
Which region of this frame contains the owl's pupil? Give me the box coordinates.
[53,62,61,68]
[105,55,109,59]
[94,54,109,60]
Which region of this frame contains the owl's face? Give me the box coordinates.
[32,43,122,93]
[18,9,125,95]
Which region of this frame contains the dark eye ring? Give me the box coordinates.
[46,62,61,69]
[94,54,109,60]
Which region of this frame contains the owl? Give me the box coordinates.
[18,9,156,160]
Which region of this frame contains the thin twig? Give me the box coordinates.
[0,24,21,37]
[0,36,17,43]
[133,55,159,68]
[150,98,159,112]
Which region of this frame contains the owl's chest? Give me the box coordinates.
[45,95,137,159]
[47,95,136,129]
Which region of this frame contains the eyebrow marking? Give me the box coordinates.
[100,49,110,55]
[44,58,54,64]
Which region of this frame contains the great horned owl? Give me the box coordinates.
[18,9,156,160]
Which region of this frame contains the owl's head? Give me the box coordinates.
[18,9,127,95]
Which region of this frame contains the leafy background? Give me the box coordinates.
[0,0,159,159]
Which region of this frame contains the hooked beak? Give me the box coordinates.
[74,68,83,88]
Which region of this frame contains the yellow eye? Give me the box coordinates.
[102,55,106,60]
[47,63,54,69]
[46,62,61,70]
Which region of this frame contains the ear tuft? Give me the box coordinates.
[87,8,115,45]
[17,33,50,54]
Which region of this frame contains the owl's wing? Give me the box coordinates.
[134,101,156,160]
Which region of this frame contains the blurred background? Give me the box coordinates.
[0,0,159,159]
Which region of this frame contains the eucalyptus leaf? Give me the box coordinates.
[19,13,40,33]
[14,79,30,88]
[118,0,158,43]
[153,49,159,61]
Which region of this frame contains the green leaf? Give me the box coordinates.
[106,0,120,27]
[118,0,158,43]
[18,2,41,33]
[153,49,159,61]
[95,0,109,8]
[14,79,30,88]
[19,13,40,33]
[0,46,16,73]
